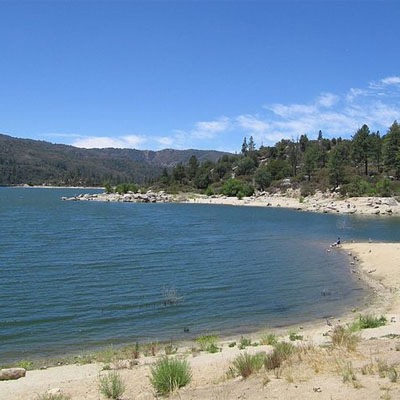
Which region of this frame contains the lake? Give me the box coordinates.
[1,187,399,363]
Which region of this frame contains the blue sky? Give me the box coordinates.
[1,1,400,152]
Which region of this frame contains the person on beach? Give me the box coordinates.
[331,237,341,247]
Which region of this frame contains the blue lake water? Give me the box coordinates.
[1,187,400,363]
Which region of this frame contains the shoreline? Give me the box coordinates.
[1,242,391,364]
[3,185,104,189]
[185,192,400,216]
[59,188,400,215]
[2,241,400,399]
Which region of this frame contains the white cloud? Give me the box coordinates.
[317,92,339,107]
[236,114,270,133]
[233,77,400,145]
[267,103,317,118]
[73,135,146,149]
[381,76,400,85]
[192,117,231,139]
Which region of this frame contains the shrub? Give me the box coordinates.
[376,178,392,197]
[196,335,218,351]
[264,342,295,370]
[239,336,252,349]
[104,182,113,193]
[228,341,236,348]
[388,367,399,382]
[288,330,303,341]
[330,325,360,351]
[205,186,214,196]
[232,352,266,378]
[99,371,126,399]
[16,360,34,370]
[150,357,192,395]
[222,179,254,197]
[164,343,178,355]
[260,333,278,346]
[340,361,356,383]
[349,314,386,332]
[254,167,272,190]
[115,183,138,195]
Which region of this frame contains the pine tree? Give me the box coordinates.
[383,121,400,178]
[351,124,371,175]
[248,136,256,153]
[187,155,199,179]
[328,142,349,187]
[241,137,248,155]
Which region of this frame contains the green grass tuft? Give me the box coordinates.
[260,333,278,346]
[349,314,386,332]
[264,342,295,370]
[232,352,266,378]
[99,371,126,399]
[196,335,218,352]
[330,325,360,351]
[150,357,192,395]
[288,330,303,341]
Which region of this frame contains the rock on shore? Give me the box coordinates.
[62,191,174,203]
[0,368,26,381]
[187,190,400,215]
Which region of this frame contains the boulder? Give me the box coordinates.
[47,388,61,395]
[0,368,26,381]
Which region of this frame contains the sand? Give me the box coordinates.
[186,193,400,215]
[2,242,400,399]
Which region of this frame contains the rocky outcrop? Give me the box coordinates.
[0,368,26,381]
[62,191,174,204]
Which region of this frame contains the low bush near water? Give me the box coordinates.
[196,335,218,351]
[264,342,295,370]
[150,357,192,395]
[288,330,303,341]
[330,325,360,351]
[349,314,386,332]
[260,333,278,346]
[99,371,126,399]
[239,336,252,349]
[232,352,266,378]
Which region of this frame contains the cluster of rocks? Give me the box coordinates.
[62,191,174,203]
[249,189,400,215]
[302,196,400,215]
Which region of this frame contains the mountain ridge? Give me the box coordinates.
[0,133,228,186]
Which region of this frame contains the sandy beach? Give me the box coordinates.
[64,188,400,216]
[186,192,400,216]
[2,241,400,399]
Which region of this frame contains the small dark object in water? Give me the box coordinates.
[183,327,190,333]
[321,289,331,296]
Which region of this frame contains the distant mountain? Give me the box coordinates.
[0,134,228,186]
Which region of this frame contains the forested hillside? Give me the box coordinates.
[150,121,400,198]
[0,134,227,186]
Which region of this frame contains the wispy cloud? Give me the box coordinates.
[236,76,400,145]
[379,76,400,86]
[192,117,231,139]
[73,135,146,149]
[48,76,400,151]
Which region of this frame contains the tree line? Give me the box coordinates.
[150,121,400,198]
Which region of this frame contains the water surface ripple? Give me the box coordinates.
[1,188,400,362]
